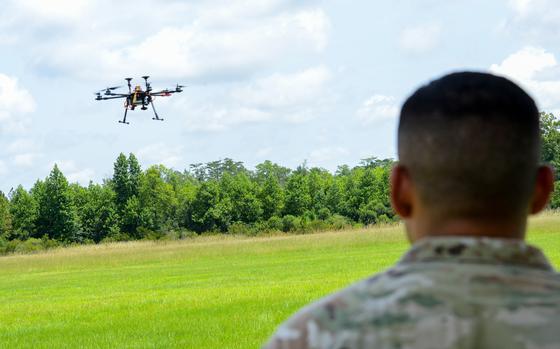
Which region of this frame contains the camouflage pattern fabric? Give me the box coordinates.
[263,237,560,349]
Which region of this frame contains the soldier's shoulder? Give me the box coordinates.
[263,266,433,348]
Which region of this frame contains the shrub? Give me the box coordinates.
[317,207,331,221]
[281,215,299,232]
[41,235,60,250]
[14,238,43,254]
[551,181,560,209]
[303,210,316,221]
[227,222,252,235]
[327,214,352,230]
[376,214,391,224]
[3,239,21,254]
[138,227,165,240]
[266,216,283,231]
[180,229,198,239]
[306,219,329,232]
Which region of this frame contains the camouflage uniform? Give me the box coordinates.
[264,237,560,349]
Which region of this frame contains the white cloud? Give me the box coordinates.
[182,66,332,131]
[399,24,441,54]
[53,160,95,185]
[507,0,560,19]
[13,153,37,167]
[308,146,348,164]
[32,5,329,81]
[356,94,399,124]
[137,143,184,168]
[5,138,41,167]
[6,138,36,153]
[509,0,534,15]
[233,66,330,109]
[256,147,273,158]
[503,0,560,43]
[14,0,92,23]
[182,105,271,131]
[490,46,560,112]
[490,46,555,81]
[0,74,35,132]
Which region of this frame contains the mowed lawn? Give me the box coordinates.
[1,213,559,348]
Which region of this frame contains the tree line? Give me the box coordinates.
[0,112,559,253]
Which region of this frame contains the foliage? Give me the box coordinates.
[551,181,560,209]
[0,191,12,238]
[35,165,77,242]
[1,112,558,248]
[8,185,37,240]
[540,112,560,175]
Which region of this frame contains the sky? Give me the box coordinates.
[1,0,560,192]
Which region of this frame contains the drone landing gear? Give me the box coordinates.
[119,107,130,125]
[150,100,164,121]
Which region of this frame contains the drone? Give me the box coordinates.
[95,76,184,124]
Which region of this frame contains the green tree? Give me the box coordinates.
[36,165,77,242]
[9,185,37,240]
[128,153,142,198]
[190,180,228,232]
[283,170,312,216]
[138,165,178,232]
[551,181,560,209]
[0,191,12,238]
[220,172,262,224]
[74,183,119,242]
[540,112,560,178]
[257,176,284,220]
[255,160,291,186]
[112,153,142,235]
[121,196,142,239]
[307,167,333,215]
[113,153,130,211]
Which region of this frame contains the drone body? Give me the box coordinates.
[95,76,184,124]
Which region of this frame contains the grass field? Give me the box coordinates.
[1,212,559,348]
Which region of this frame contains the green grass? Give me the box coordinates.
[1,212,559,348]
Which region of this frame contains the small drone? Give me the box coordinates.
[95,76,184,124]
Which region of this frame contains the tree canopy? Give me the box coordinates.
[0,112,558,251]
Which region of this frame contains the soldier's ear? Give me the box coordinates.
[530,165,555,214]
[391,165,414,218]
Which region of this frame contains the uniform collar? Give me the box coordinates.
[398,236,553,271]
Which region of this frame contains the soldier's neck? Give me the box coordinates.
[406,215,527,243]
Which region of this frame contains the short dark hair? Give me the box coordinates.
[398,71,540,219]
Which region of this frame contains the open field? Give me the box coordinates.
[1,212,559,348]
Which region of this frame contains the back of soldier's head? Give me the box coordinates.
[398,72,540,220]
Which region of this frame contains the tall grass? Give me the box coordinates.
[0,213,558,348]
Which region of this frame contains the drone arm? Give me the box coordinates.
[150,90,178,96]
[98,95,128,100]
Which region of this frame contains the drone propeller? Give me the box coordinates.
[175,83,186,92]
[96,86,121,93]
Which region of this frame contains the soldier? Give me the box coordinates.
[264,72,559,349]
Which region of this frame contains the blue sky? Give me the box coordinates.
[1,0,559,191]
